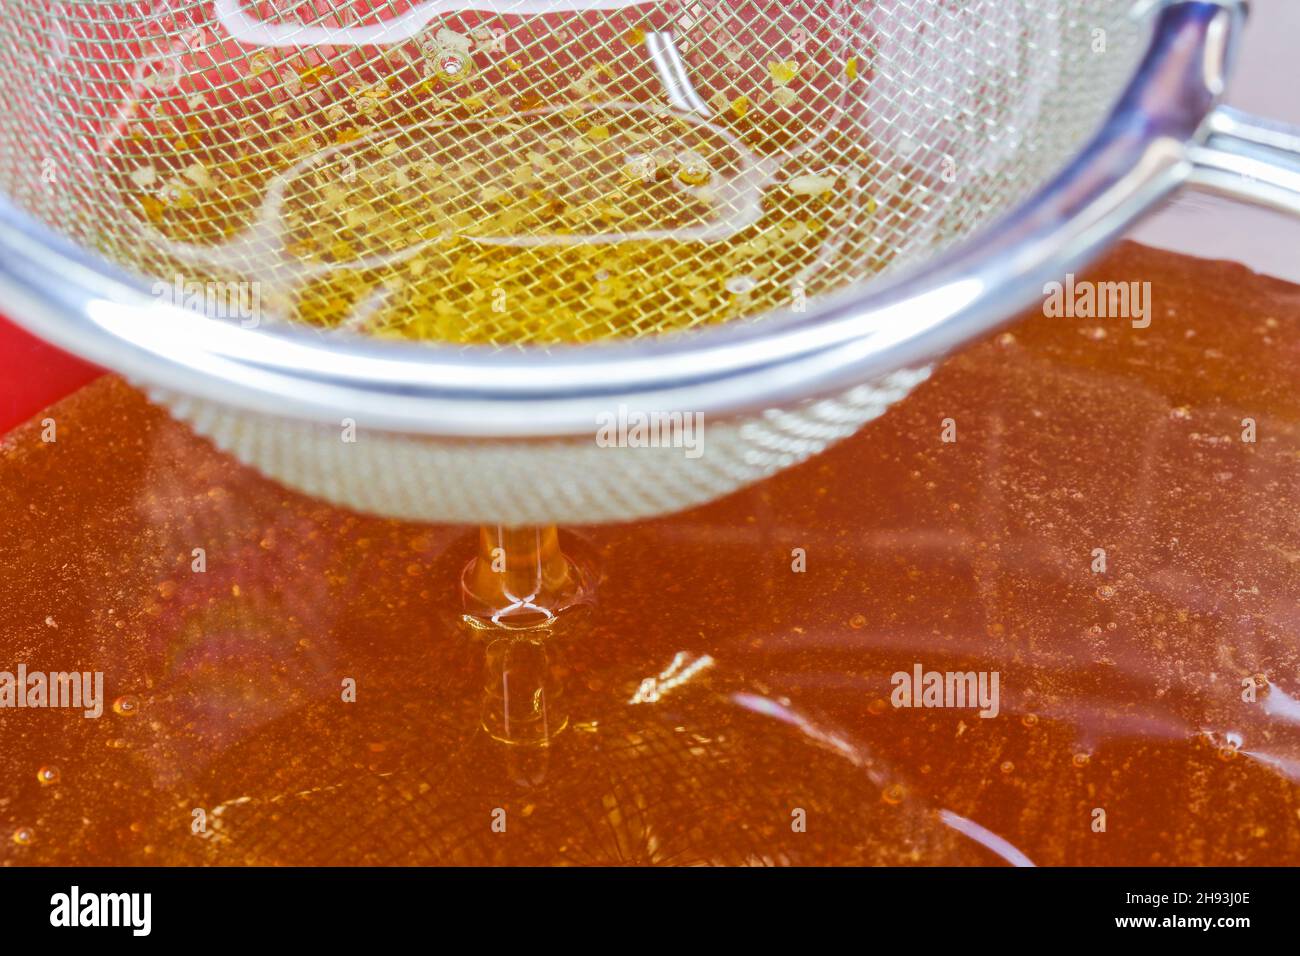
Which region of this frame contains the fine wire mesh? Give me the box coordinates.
[2,1,1152,345]
[0,1,1158,523]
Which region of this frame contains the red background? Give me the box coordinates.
[0,316,102,435]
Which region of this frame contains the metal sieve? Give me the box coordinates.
[1,0,1298,525]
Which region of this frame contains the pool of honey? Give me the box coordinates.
[2,241,1300,865]
[109,36,889,346]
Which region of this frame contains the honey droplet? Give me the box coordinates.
[848,613,866,629]
[676,152,712,187]
[113,695,140,717]
[867,697,888,716]
[881,783,905,805]
[37,765,60,786]
[1217,746,1238,762]
[999,760,1015,775]
[1021,713,1038,728]
[1072,752,1090,768]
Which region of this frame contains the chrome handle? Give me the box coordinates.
[1187,106,1300,216]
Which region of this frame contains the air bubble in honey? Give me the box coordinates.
[37,765,60,786]
[113,695,140,717]
[436,52,470,82]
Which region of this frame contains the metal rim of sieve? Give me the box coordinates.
[1,0,1299,439]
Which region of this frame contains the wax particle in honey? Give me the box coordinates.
[137,194,166,223]
[788,173,837,195]
[768,60,800,85]
[676,151,711,186]
[845,56,859,80]
[770,87,797,109]
[623,27,646,46]
[731,96,750,118]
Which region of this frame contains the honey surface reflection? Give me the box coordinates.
[2,242,1300,865]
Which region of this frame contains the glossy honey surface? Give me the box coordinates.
[2,242,1299,865]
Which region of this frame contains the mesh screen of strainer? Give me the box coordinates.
[1,1,1151,348]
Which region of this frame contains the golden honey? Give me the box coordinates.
[2,243,1299,865]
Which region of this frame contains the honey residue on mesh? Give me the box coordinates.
[107,42,892,347]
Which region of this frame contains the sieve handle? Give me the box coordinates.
[1186,106,1300,217]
